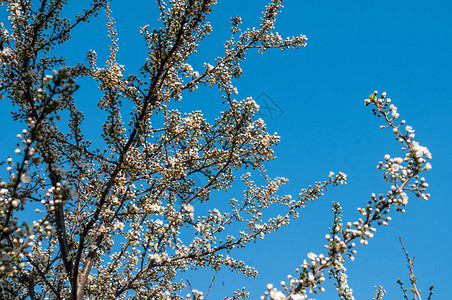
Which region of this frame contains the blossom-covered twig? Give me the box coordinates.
[261,92,432,300]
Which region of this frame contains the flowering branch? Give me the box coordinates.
[0,0,432,299]
[261,92,432,300]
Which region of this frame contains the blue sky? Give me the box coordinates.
[1,0,451,299]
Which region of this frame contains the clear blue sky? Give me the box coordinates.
[1,0,451,299]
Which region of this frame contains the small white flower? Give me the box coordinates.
[391,164,400,172]
[400,193,409,205]
[182,204,194,212]
[394,157,403,164]
[307,252,317,260]
[270,289,285,300]
[20,173,31,183]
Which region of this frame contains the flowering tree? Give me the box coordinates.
[0,0,432,299]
